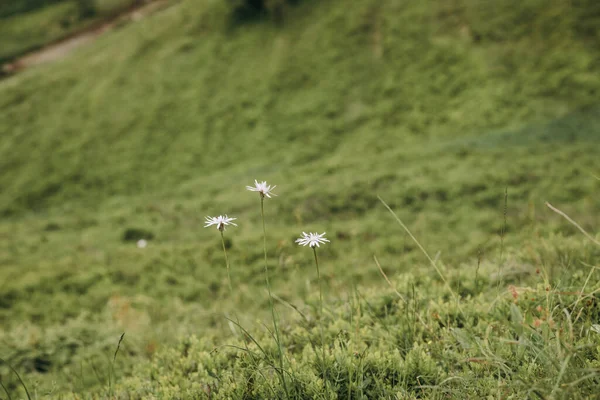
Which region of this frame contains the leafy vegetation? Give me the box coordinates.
[0,0,599,398]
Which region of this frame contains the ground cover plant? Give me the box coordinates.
[0,0,599,398]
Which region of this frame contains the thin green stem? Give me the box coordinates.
[261,197,289,398]
[220,230,232,294]
[497,187,508,292]
[377,195,462,313]
[313,246,327,390]
[0,357,31,400]
[347,290,353,400]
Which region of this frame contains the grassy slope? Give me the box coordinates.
[0,0,599,397]
[0,0,142,63]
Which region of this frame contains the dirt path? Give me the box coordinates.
[1,0,172,76]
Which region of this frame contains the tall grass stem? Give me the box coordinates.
[497,187,508,291]
[109,332,125,398]
[260,197,289,398]
[220,230,233,293]
[377,195,462,312]
[313,246,327,390]
[0,357,31,400]
[546,202,600,247]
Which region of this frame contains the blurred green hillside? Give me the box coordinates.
[0,0,599,398]
[0,0,145,63]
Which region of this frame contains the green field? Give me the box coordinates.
[1,0,600,398]
[0,0,142,63]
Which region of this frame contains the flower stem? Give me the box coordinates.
[313,246,327,390]
[220,230,232,294]
[261,197,289,398]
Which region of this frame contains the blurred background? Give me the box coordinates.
[0,0,599,397]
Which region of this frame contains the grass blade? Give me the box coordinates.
[377,195,461,309]
[0,379,12,400]
[0,357,31,400]
[109,332,125,397]
[546,202,600,247]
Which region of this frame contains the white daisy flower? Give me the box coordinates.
[295,232,330,248]
[204,215,238,231]
[246,179,277,199]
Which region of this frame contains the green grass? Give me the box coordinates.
[0,0,599,398]
[0,0,143,63]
